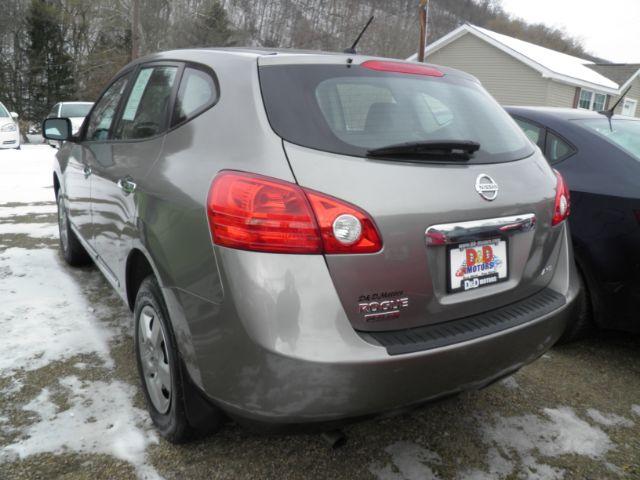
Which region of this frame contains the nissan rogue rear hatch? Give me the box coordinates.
[258,57,563,332]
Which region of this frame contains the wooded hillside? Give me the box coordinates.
[0,0,600,124]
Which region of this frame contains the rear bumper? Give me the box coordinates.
[168,223,579,424]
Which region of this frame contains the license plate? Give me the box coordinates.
[448,238,508,293]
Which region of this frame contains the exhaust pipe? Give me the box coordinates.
[321,429,347,449]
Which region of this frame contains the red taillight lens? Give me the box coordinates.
[208,171,322,254]
[207,171,382,254]
[361,60,444,77]
[552,170,570,226]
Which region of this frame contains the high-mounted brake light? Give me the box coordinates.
[361,60,444,77]
[552,170,570,226]
[207,171,382,254]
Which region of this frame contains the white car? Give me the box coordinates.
[46,101,93,147]
[0,102,20,150]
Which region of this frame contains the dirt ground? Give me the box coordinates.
[1,146,639,480]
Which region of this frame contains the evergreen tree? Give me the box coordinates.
[26,0,74,120]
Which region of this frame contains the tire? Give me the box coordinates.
[134,276,222,443]
[557,268,593,344]
[57,194,91,266]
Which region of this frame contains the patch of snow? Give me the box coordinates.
[500,376,519,390]
[0,146,56,205]
[1,377,23,395]
[631,405,640,417]
[0,203,56,218]
[370,441,442,480]
[586,408,634,428]
[466,407,616,479]
[3,376,161,479]
[0,222,58,238]
[0,248,114,375]
[458,448,514,480]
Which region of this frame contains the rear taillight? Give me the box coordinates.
[361,60,444,77]
[552,170,570,226]
[207,171,382,254]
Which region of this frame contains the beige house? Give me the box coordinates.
[408,24,640,118]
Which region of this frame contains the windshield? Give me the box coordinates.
[0,103,9,118]
[575,118,640,161]
[60,103,92,118]
[259,64,533,163]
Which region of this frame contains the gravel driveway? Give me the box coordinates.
[1,146,639,480]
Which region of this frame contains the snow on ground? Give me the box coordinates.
[0,247,114,374]
[586,408,635,428]
[0,146,56,204]
[0,222,58,238]
[0,146,162,479]
[0,204,57,218]
[2,376,160,479]
[632,405,640,417]
[369,441,443,480]
[371,406,634,480]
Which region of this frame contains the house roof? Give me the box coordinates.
[408,24,636,95]
[585,63,640,90]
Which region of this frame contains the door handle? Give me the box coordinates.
[117,177,137,195]
[83,166,92,178]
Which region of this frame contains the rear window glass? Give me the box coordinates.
[574,118,640,161]
[259,64,533,163]
[60,103,93,117]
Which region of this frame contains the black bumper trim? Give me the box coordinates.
[359,288,566,355]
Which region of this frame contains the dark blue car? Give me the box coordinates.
[507,107,640,340]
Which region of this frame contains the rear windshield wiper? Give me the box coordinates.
[367,140,480,160]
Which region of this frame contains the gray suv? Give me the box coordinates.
[44,49,579,443]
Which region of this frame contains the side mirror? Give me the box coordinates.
[10,112,18,121]
[43,118,73,142]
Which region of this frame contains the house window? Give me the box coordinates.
[622,98,638,117]
[578,89,606,111]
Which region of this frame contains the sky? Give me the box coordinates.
[500,0,640,63]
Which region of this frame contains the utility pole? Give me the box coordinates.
[131,0,140,60]
[417,0,429,62]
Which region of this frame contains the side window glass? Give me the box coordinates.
[173,67,218,126]
[85,75,130,141]
[546,131,574,163]
[115,66,178,140]
[514,118,544,149]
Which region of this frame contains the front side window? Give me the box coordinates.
[115,66,178,140]
[0,103,9,118]
[260,64,533,164]
[545,132,574,163]
[85,75,130,141]
[173,67,217,126]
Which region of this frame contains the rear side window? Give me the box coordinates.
[172,67,218,126]
[114,66,178,140]
[259,64,533,164]
[545,131,574,163]
[514,117,545,149]
[85,75,130,141]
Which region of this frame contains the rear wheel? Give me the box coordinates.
[558,268,593,344]
[57,194,90,266]
[134,276,222,443]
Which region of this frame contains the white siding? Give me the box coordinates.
[426,32,551,106]
[611,78,640,118]
[545,81,577,108]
